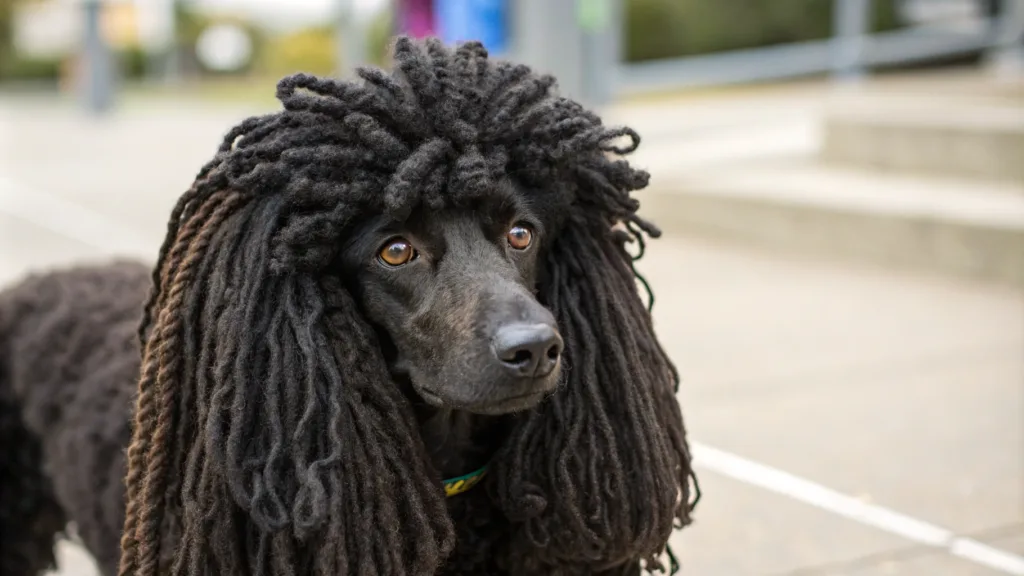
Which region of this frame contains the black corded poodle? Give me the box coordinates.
[0,37,699,576]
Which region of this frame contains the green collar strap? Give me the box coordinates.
[443,465,488,497]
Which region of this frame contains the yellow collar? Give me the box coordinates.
[443,465,488,497]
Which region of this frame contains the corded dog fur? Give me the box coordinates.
[0,37,699,575]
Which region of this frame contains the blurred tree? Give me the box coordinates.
[0,0,147,82]
[257,9,395,78]
[0,0,65,81]
[119,45,147,79]
[173,1,265,76]
[260,25,336,76]
[0,0,21,78]
[366,6,395,66]
[625,0,903,62]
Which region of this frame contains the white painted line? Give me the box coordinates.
[951,538,1024,575]
[693,442,1024,575]
[0,175,154,260]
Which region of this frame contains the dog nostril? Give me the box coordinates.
[507,349,533,365]
[546,343,561,361]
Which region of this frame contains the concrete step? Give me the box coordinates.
[820,95,1024,184]
[637,156,1024,288]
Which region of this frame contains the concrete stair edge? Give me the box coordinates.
[636,158,1024,288]
[820,97,1024,184]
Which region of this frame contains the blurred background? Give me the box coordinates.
[0,0,1021,575]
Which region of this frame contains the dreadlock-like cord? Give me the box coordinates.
[121,190,239,576]
[135,192,244,574]
[119,189,232,576]
[122,191,243,576]
[168,196,256,576]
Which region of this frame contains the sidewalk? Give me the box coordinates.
[647,235,1023,575]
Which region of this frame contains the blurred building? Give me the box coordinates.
[395,0,508,56]
[11,0,173,58]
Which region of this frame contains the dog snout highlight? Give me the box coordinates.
[491,323,563,378]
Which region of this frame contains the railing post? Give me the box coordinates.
[336,0,366,79]
[141,0,179,83]
[578,0,617,106]
[509,0,587,103]
[987,0,1024,79]
[81,0,115,114]
[165,0,182,83]
[832,0,870,84]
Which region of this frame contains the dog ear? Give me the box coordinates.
[120,191,454,576]
[493,203,698,570]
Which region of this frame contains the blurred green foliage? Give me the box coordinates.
[258,9,394,77]
[261,25,336,76]
[174,4,267,75]
[251,9,392,77]
[2,54,60,81]
[0,0,69,81]
[366,8,395,66]
[119,45,147,79]
[0,0,150,81]
[0,0,16,79]
[625,0,904,62]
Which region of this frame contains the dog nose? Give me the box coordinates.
[492,323,563,378]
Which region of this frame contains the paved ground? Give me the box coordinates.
[1,83,1021,575]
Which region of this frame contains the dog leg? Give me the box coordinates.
[0,337,67,576]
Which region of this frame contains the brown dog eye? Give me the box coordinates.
[379,238,416,266]
[507,224,533,250]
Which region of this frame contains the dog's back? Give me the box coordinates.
[0,261,150,576]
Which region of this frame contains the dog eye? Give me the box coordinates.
[507,224,533,250]
[378,238,416,267]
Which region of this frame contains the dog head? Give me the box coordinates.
[338,182,564,415]
[119,37,697,576]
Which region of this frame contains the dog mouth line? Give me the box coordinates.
[416,386,550,409]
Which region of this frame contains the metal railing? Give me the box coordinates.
[612,0,1024,97]
[70,0,1024,113]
